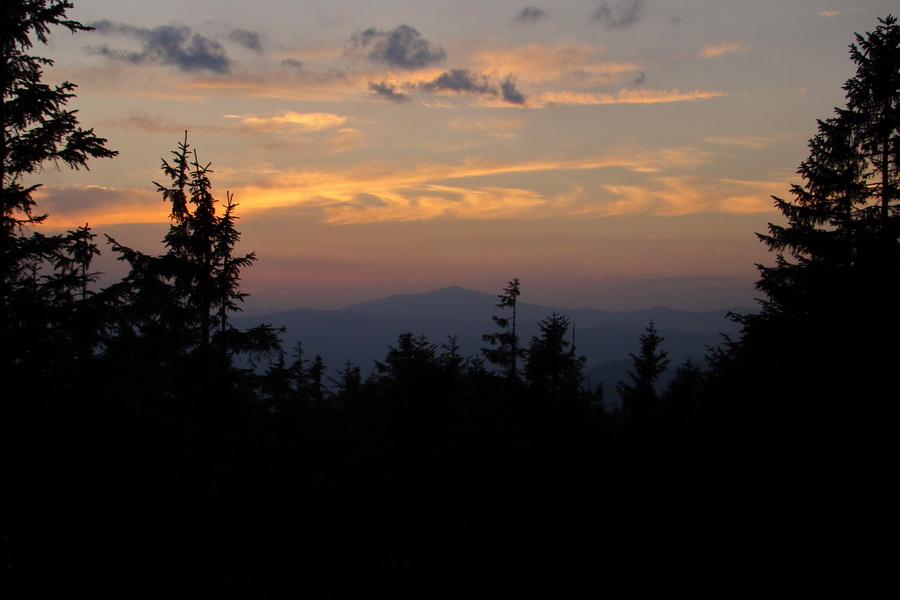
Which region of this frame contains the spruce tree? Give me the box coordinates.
[616,321,669,418]
[753,16,899,324]
[732,15,899,399]
[104,135,277,399]
[375,332,440,395]
[481,278,522,380]
[523,312,586,401]
[1,1,116,386]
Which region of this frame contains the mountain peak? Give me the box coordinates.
[341,286,496,320]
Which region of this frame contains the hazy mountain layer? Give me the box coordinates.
[234,286,747,395]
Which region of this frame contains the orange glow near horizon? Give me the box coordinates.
[29,0,874,310]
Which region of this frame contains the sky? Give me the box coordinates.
[29,0,898,312]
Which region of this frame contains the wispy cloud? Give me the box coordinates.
[65,58,362,103]
[703,134,785,149]
[101,110,360,156]
[320,185,547,223]
[99,111,196,134]
[538,88,727,106]
[699,42,749,59]
[448,118,525,132]
[325,128,365,155]
[180,71,364,102]
[599,176,781,217]
[39,144,780,227]
[469,44,641,88]
[89,20,232,73]
[223,111,349,132]
[449,117,525,138]
[212,147,717,223]
[219,112,362,155]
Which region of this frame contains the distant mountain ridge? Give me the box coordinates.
[233,286,750,396]
[342,285,748,333]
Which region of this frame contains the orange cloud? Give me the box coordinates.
[36,185,166,227]
[468,43,641,87]
[37,147,777,227]
[537,88,727,106]
[56,59,367,102]
[221,148,717,223]
[320,185,547,224]
[184,72,362,102]
[324,128,365,155]
[223,111,349,132]
[599,176,785,217]
[448,117,524,138]
[704,135,769,149]
[698,42,750,59]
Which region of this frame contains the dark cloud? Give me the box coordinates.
[515,7,548,23]
[350,25,446,70]
[89,20,230,73]
[369,81,409,103]
[592,0,648,29]
[500,78,526,105]
[424,69,493,95]
[633,70,646,85]
[421,69,527,105]
[281,58,304,70]
[229,28,263,54]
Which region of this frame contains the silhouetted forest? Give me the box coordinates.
[2,4,895,597]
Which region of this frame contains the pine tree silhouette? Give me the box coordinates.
[1,1,115,387]
[730,15,900,404]
[481,278,522,380]
[617,321,669,417]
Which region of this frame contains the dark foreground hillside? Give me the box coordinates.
[3,366,877,598]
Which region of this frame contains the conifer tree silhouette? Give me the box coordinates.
[523,312,586,401]
[730,15,900,400]
[754,16,899,322]
[481,278,522,380]
[375,332,440,397]
[617,321,669,417]
[104,135,278,398]
[1,1,115,383]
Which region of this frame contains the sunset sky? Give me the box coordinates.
[30,0,897,312]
